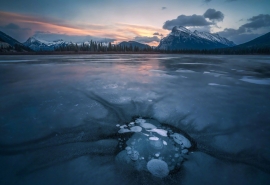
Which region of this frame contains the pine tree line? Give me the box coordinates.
[54,41,154,52]
[156,46,270,55]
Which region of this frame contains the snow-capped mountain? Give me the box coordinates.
[157,26,236,50]
[23,37,68,51]
[23,37,112,51]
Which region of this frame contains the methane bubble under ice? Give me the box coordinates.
[115,117,193,178]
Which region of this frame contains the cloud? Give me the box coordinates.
[4,23,20,30]
[242,14,270,30]
[133,36,160,43]
[0,11,167,46]
[161,7,167,10]
[225,0,237,2]
[203,9,224,22]
[218,14,270,44]
[153,32,160,35]
[163,14,214,30]
[203,0,212,3]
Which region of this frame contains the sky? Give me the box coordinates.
[0,0,269,46]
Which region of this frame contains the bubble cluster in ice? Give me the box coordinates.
[115,117,192,178]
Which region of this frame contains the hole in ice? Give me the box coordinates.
[115,117,196,178]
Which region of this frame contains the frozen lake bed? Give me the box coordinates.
[0,54,270,185]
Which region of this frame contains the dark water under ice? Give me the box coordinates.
[0,54,270,185]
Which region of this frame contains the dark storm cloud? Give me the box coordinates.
[203,9,224,22]
[162,7,167,10]
[243,14,270,30]
[219,14,270,37]
[133,36,160,43]
[153,32,160,36]
[218,14,270,44]
[163,14,214,30]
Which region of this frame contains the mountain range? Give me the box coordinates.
[118,41,152,50]
[0,26,269,53]
[157,26,236,50]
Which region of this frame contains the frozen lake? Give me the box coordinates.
[0,54,270,185]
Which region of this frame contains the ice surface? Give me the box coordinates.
[0,54,270,185]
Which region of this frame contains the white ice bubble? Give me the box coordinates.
[147,128,167,137]
[130,126,142,132]
[163,140,168,145]
[135,118,146,124]
[120,125,127,129]
[147,159,169,178]
[171,133,191,148]
[140,122,157,129]
[118,128,131,133]
[149,136,159,141]
[125,146,131,151]
[208,83,228,87]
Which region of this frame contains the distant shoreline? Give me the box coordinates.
[0,51,269,55]
[0,51,162,55]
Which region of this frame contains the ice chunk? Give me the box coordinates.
[147,159,169,178]
[171,133,191,148]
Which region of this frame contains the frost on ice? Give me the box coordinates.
[115,117,193,178]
